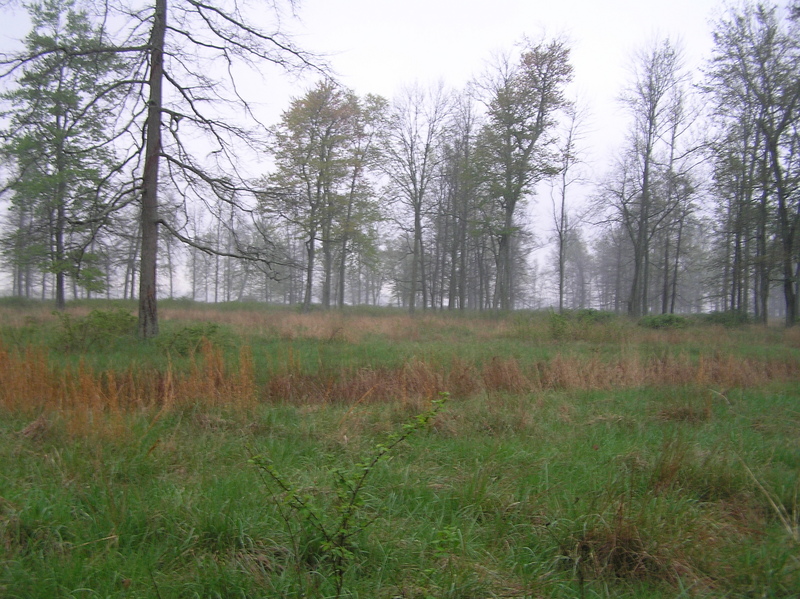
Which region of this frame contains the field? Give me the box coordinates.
[1,299,799,598]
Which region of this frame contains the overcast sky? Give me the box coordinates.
[290,0,723,158]
[0,0,726,163]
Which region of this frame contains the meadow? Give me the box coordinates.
[1,299,799,598]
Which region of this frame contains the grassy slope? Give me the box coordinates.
[0,300,798,597]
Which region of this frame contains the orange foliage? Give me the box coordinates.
[1,339,797,421]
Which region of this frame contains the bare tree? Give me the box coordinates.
[550,100,589,313]
[382,83,450,313]
[616,38,688,317]
[2,0,321,335]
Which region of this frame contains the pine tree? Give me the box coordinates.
[0,0,128,308]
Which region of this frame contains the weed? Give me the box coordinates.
[575,308,617,324]
[548,311,571,341]
[250,393,449,598]
[739,456,800,544]
[0,302,798,596]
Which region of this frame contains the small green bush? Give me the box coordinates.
[251,393,449,598]
[548,311,570,340]
[547,309,621,341]
[0,296,42,309]
[702,310,751,327]
[638,313,691,329]
[54,308,137,352]
[156,322,226,356]
[574,308,617,324]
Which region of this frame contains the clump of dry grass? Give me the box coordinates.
[263,350,798,409]
[785,326,800,349]
[557,495,728,591]
[0,339,256,426]
[482,357,529,394]
[157,306,518,344]
[2,335,798,430]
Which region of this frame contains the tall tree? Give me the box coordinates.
[335,93,387,308]
[382,83,450,313]
[615,38,687,317]
[3,0,320,336]
[131,0,320,336]
[262,81,382,312]
[550,101,588,313]
[0,0,128,309]
[475,38,573,310]
[708,2,800,325]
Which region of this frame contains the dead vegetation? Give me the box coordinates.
[2,337,798,422]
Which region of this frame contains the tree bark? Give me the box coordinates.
[138,0,166,338]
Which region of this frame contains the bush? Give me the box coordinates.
[548,311,571,340]
[0,296,42,309]
[156,322,227,356]
[547,309,621,341]
[574,308,617,324]
[54,308,137,352]
[638,313,691,330]
[702,310,751,327]
[251,394,449,598]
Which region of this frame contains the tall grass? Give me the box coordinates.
[2,335,797,421]
[0,339,256,418]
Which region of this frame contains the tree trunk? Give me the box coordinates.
[53,102,68,311]
[138,0,166,338]
[303,234,316,313]
[496,203,514,311]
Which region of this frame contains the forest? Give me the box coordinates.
[0,0,799,335]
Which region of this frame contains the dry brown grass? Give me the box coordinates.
[558,494,737,591]
[0,339,256,418]
[2,304,798,436]
[155,307,526,344]
[2,336,796,425]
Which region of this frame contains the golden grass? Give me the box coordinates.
[0,339,256,417]
[2,306,797,440]
[156,307,513,343]
[2,337,797,422]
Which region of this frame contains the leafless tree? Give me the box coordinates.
[381,82,450,313]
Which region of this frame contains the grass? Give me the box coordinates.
[1,299,799,597]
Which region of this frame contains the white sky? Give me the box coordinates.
[0,0,725,168]
[290,0,723,160]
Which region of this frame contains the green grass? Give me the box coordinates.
[1,301,799,597]
[2,384,799,597]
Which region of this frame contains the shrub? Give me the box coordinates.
[702,310,751,327]
[548,309,621,341]
[575,308,617,324]
[548,311,570,340]
[54,308,137,352]
[156,322,226,356]
[251,393,449,598]
[638,314,690,330]
[0,296,41,309]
